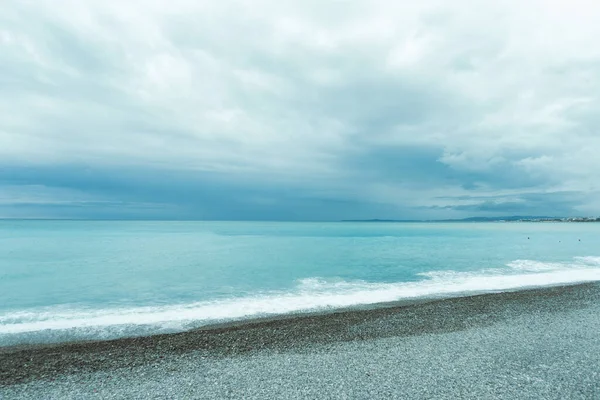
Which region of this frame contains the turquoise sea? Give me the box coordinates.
[1,220,600,346]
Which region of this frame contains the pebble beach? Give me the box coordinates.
[2,283,600,399]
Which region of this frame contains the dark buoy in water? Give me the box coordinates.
[527,237,530,240]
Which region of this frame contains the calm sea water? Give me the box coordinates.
[1,220,599,345]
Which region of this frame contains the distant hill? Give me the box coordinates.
[341,216,599,223]
[451,216,555,222]
[341,219,423,223]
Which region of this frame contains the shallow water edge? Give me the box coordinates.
[2,281,599,386]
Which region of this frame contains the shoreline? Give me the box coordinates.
[0,281,591,351]
[2,282,599,387]
[0,290,461,351]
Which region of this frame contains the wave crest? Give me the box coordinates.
[2,256,600,345]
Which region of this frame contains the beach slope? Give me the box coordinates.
[2,283,600,399]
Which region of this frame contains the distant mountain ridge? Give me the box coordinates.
[342,216,600,223]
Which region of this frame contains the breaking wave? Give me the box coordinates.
[2,256,600,345]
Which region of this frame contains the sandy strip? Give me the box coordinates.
[2,283,600,399]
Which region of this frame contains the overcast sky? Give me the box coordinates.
[2,0,600,220]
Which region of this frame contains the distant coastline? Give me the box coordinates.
[342,216,600,223]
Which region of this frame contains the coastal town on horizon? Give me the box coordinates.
[343,216,600,223]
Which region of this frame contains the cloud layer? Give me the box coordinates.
[2,0,600,219]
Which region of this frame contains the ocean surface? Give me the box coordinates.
[1,220,599,346]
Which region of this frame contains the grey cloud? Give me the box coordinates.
[2,0,600,219]
[427,191,585,217]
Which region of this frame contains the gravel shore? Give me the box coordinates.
[2,283,600,399]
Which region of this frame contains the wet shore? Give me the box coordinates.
[2,283,600,399]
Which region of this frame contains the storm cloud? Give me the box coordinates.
[2,0,600,219]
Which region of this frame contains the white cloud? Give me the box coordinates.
[2,0,600,216]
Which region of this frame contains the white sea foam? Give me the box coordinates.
[2,256,600,344]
